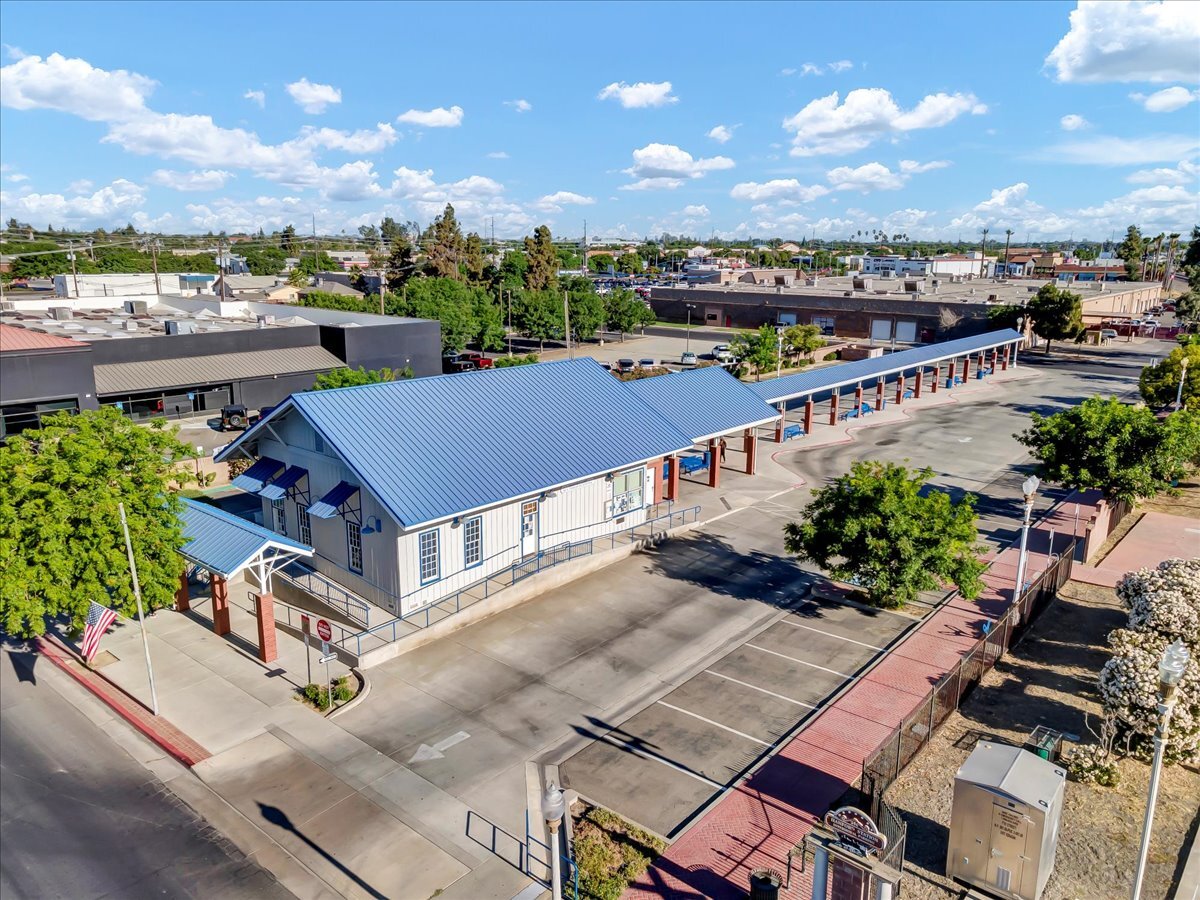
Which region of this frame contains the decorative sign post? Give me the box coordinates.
[801,807,900,900]
[824,807,887,856]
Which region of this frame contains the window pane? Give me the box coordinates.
[298,506,311,546]
[464,517,482,567]
[419,530,439,582]
[347,522,363,574]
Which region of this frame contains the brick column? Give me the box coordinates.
[175,570,191,612]
[774,405,784,443]
[931,365,940,392]
[803,399,815,434]
[654,457,666,504]
[875,378,884,411]
[946,359,955,388]
[1002,346,1010,370]
[961,356,970,382]
[991,348,999,372]
[895,373,905,404]
[829,390,839,425]
[977,351,986,377]
[853,384,863,416]
[914,368,924,398]
[211,575,231,636]
[708,438,720,489]
[743,429,757,475]
[665,456,680,501]
[830,857,867,900]
[255,591,278,664]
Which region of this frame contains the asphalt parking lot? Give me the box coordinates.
[559,596,911,837]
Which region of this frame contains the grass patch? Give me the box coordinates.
[570,804,667,899]
[298,675,354,711]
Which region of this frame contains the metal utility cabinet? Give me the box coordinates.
[946,742,1066,900]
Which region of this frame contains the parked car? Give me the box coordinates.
[681,351,698,366]
[1099,329,1118,342]
[712,343,734,363]
[457,351,493,369]
[220,404,259,431]
[616,358,636,373]
[638,357,656,367]
[443,352,493,373]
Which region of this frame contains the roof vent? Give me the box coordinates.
[123,299,151,315]
[165,320,196,335]
[50,306,74,321]
[124,319,139,332]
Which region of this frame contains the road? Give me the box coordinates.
[0,643,292,900]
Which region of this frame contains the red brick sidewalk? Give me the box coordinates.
[36,634,211,767]
[626,494,1097,899]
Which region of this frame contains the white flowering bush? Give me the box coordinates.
[1098,558,1200,765]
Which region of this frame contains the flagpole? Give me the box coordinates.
[119,502,159,716]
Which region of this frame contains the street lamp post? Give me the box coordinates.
[685,304,696,355]
[776,325,786,379]
[1014,474,1040,606]
[1131,640,1191,900]
[1175,357,1189,411]
[542,782,566,900]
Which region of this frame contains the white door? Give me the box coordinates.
[520,500,539,558]
[871,318,893,342]
[986,802,1028,895]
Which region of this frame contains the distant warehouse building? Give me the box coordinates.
[0,294,440,437]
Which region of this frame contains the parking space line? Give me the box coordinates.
[744,643,853,679]
[606,738,726,790]
[704,670,816,708]
[655,701,772,747]
[778,619,887,652]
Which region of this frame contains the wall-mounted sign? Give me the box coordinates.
[824,807,887,856]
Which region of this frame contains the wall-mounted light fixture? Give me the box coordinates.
[451,516,462,528]
[361,515,382,535]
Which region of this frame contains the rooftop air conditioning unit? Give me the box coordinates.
[123,299,151,315]
[911,292,921,300]
[988,294,998,302]
[165,320,196,335]
[124,319,139,332]
[256,314,276,326]
[50,306,73,321]
[852,277,868,290]
[904,280,922,293]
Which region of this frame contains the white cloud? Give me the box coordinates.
[6,172,28,183]
[532,190,596,212]
[285,78,342,114]
[1045,0,1200,84]
[1040,133,1200,164]
[66,179,93,193]
[974,182,1031,213]
[707,124,736,144]
[620,142,734,190]
[386,166,528,229]
[681,204,709,217]
[826,162,907,192]
[0,52,154,122]
[1131,85,1200,112]
[828,60,854,73]
[321,161,385,202]
[730,179,829,202]
[148,169,233,191]
[1126,159,1198,184]
[1060,113,1089,130]
[486,151,509,159]
[244,89,265,109]
[783,88,987,156]
[779,68,796,76]
[504,98,532,112]
[294,124,398,153]
[898,159,951,174]
[396,105,464,127]
[1073,184,1200,234]
[799,63,823,76]
[0,178,145,226]
[597,81,678,109]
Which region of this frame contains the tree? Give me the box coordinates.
[470,292,507,351]
[499,250,528,290]
[1182,226,1200,270]
[513,290,562,351]
[426,204,464,279]
[1016,397,1200,503]
[395,277,482,352]
[604,289,654,341]
[493,352,539,368]
[462,232,489,285]
[311,366,411,390]
[782,324,823,363]
[731,324,780,380]
[616,251,642,274]
[523,225,559,290]
[357,224,380,243]
[566,287,605,343]
[783,461,986,609]
[385,236,418,291]
[1117,225,1144,280]
[987,304,1024,330]
[1140,344,1200,410]
[0,408,194,637]
[588,253,616,274]
[298,290,375,313]
[1174,266,1200,322]
[287,266,310,289]
[1026,282,1083,353]
[280,224,298,254]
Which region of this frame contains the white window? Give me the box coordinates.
[346,521,363,574]
[419,529,440,584]
[464,517,483,569]
[297,505,311,546]
[271,498,286,533]
[610,467,644,517]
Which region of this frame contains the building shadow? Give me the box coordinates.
[257,803,386,899]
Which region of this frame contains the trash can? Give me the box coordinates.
[748,868,782,900]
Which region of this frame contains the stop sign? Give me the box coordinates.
[316,619,332,642]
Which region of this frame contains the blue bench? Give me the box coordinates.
[783,424,804,440]
[840,402,874,421]
[976,366,994,380]
[903,388,914,399]
[679,452,709,474]
[946,375,964,388]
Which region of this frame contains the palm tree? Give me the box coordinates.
[1003,228,1014,277]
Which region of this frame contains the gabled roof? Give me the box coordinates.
[217,359,694,529]
[180,498,311,578]
[624,365,781,443]
[93,346,343,394]
[0,324,89,352]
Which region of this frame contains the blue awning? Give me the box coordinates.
[309,481,359,519]
[259,465,308,501]
[231,457,284,492]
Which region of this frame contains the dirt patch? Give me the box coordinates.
[884,579,1200,900]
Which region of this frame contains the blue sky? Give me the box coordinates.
[1,0,1197,242]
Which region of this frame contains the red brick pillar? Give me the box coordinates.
[914,368,924,398]
[774,405,784,443]
[708,439,720,489]
[211,575,231,636]
[175,570,191,612]
[803,399,814,434]
[961,356,970,382]
[829,390,840,425]
[853,384,863,416]
[1002,346,1010,370]
[830,856,867,900]
[665,456,680,501]
[978,351,986,376]
[255,592,278,664]
[931,365,940,393]
[654,457,666,504]
[875,378,885,410]
[744,429,757,475]
[895,374,905,404]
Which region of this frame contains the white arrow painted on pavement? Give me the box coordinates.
[408,730,470,763]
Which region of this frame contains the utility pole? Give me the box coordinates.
[979,227,989,278]
[219,240,229,301]
[312,213,318,276]
[563,291,572,359]
[144,237,162,294]
[582,219,587,274]
[68,239,80,297]
[1002,229,1013,279]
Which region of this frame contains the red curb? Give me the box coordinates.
[35,635,211,767]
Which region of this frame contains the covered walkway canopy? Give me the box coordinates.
[748,328,1024,405]
[624,365,781,444]
[180,497,311,582]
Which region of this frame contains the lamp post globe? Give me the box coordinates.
[542,782,566,900]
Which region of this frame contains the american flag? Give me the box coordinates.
[80,601,118,662]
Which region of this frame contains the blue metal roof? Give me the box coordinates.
[258,465,307,501]
[179,498,311,577]
[309,481,359,519]
[218,359,695,529]
[231,457,283,492]
[624,365,782,443]
[748,329,1024,404]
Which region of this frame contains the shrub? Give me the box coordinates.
[494,353,539,368]
[570,805,666,900]
[333,675,354,702]
[1065,743,1120,787]
[823,351,839,361]
[302,682,330,710]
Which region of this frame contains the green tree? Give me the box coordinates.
[426,204,464,279]
[462,232,489,285]
[499,250,528,290]
[567,287,605,343]
[783,461,986,609]
[0,408,194,637]
[280,224,297,254]
[513,290,562,351]
[395,277,481,352]
[782,324,823,362]
[604,289,654,341]
[1174,266,1200,322]
[523,225,559,290]
[616,251,643,274]
[588,253,615,274]
[1016,397,1200,503]
[1181,226,1200,269]
[385,236,418,291]
[731,324,780,380]
[298,290,374,313]
[493,352,539,368]
[358,224,380,243]
[1026,282,1083,354]
[1117,225,1144,280]
[311,366,411,390]
[470,292,507,351]
[987,304,1024,330]
[1140,344,1200,410]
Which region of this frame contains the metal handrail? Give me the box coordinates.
[277,560,372,627]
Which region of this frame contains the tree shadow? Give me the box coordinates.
[3,636,37,685]
[257,803,386,900]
